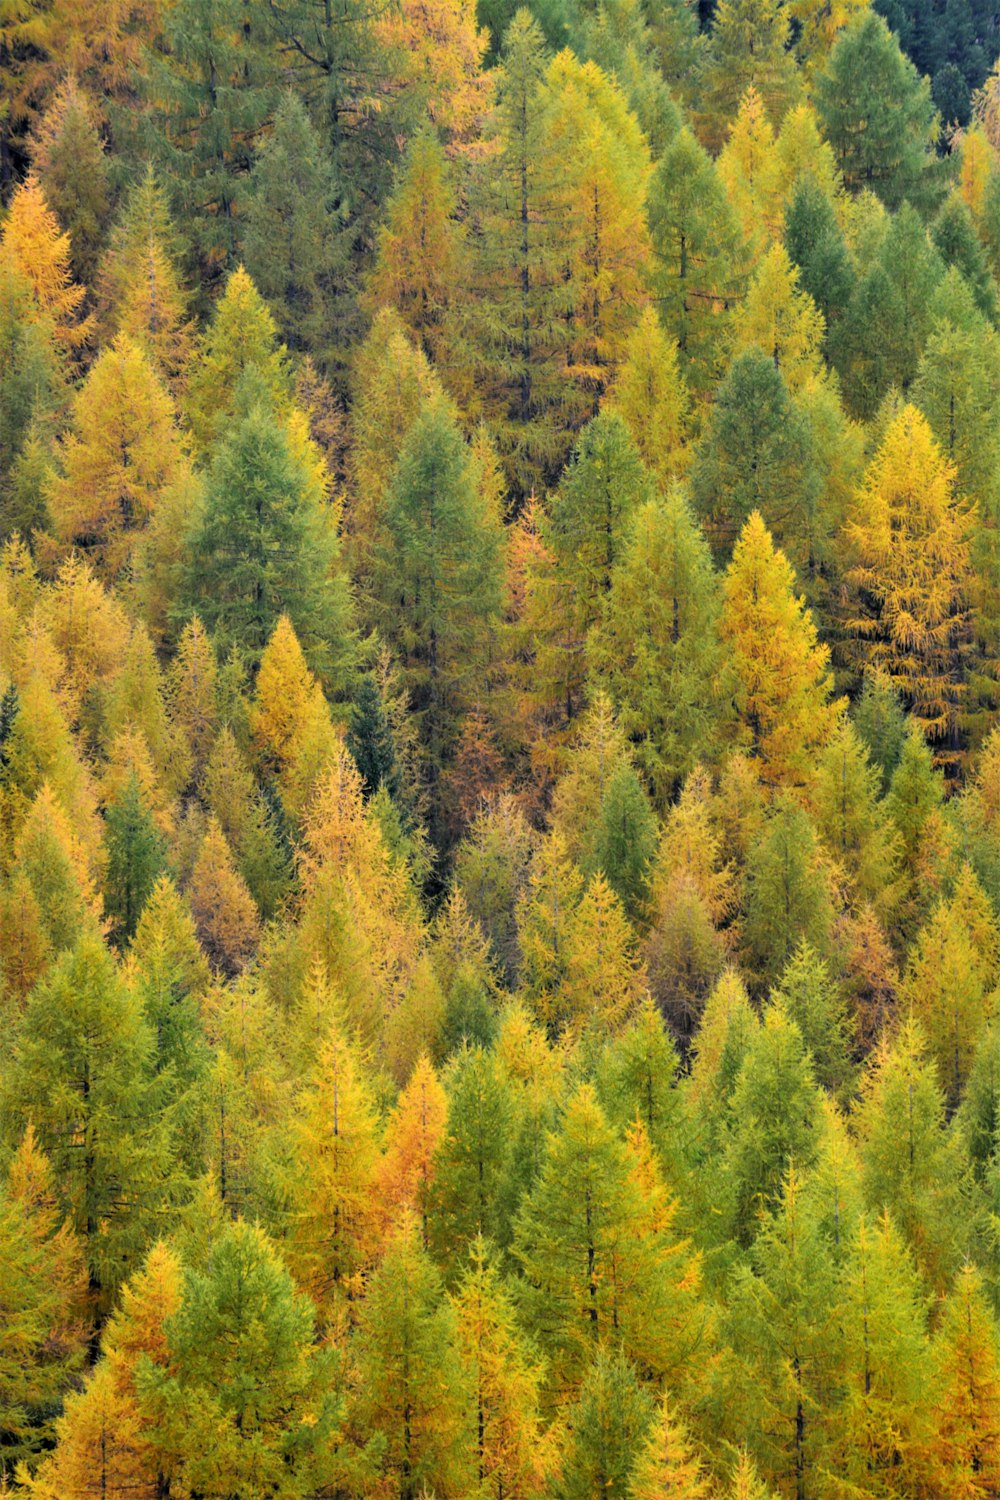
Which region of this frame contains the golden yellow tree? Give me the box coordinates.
[847,405,974,757]
[0,172,93,355]
[46,337,186,581]
[719,511,840,786]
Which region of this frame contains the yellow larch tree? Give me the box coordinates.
[719,511,840,787]
[46,337,186,582]
[376,1052,449,1247]
[846,405,975,757]
[0,172,93,355]
[730,242,825,393]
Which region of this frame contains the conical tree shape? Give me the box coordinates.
[187,816,260,978]
[928,1264,1000,1496]
[97,165,193,384]
[282,1021,382,1313]
[27,75,110,286]
[0,172,93,354]
[184,265,291,454]
[377,1053,449,1246]
[847,405,974,759]
[629,1395,713,1498]
[451,1238,553,1499]
[719,511,839,786]
[514,1082,700,1405]
[366,123,467,372]
[730,243,825,394]
[357,1216,472,1500]
[46,336,185,581]
[699,0,800,151]
[557,1346,655,1499]
[588,488,720,805]
[603,306,690,485]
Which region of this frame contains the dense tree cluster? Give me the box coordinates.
[6,0,1000,1496]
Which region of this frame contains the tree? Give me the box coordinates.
[816,11,942,211]
[26,1239,183,1500]
[719,512,839,786]
[96,166,193,386]
[452,1239,552,1500]
[366,123,467,374]
[539,52,652,424]
[514,1083,701,1405]
[468,10,571,495]
[587,488,720,805]
[902,865,999,1106]
[741,798,834,990]
[6,935,173,1325]
[0,171,93,355]
[846,404,974,759]
[281,1023,381,1315]
[699,0,800,152]
[138,0,275,289]
[690,351,815,556]
[357,1217,471,1500]
[928,1265,1000,1495]
[546,412,655,716]
[557,1347,654,1500]
[603,305,689,485]
[184,265,291,454]
[168,616,218,783]
[430,1047,515,1262]
[933,192,997,321]
[730,243,825,394]
[102,771,168,946]
[784,174,855,345]
[372,397,503,829]
[854,1017,968,1286]
[584,762,658,921]
[137,1220,343,1500]
[243,91,352,372]
[186,817,260,978]
[27,75,110,286]
[811,715,900,909]
[723,1002,823,1243]
[772,941,852,1097]
[377,1053,449,1246]
[629,1396,713,1499]
[182,390,355,689]
[826,1213,933,1492]
[647,126,748,395]
[560,873,646,1038]
[0,256,61,525]
[0,1126,86,1470]
[46,337,185,582]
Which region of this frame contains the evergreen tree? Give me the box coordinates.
[587,488,721,805]
[243,91,353,372]
[6,935,174,1323]
[372,398,503,829]
[816,11,942,211]
[102,771,168,946]
[357,1218,471,1500]
[647,126,748,395]
[699,0,800,151]
[557,1347,654,1500]
[741,797,834,989]
[138,0,276,289]
[182,390,355,688]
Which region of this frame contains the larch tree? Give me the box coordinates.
[0,171,93,356]
[372,396,503,832]
[96,165,194,386]
[27,75,110,286]
[557,1346,654,1500]
[587,487,721,806]
[846,404,974,760]
[46,337,186,582]
[647,125,748,396]
[699,0,800,151]
[6,935,175,1330]
[815,10,942,211]
[603,305,690,486]
[356,1216,472,1500]
[514,1082,701,1406]
[718,511,839,787]
[184,264,291,455]
[451,1239,553,1500]
[366,122,468,376]
[928,1265,1000,1496]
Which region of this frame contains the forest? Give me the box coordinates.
[5,0,1000,1496]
